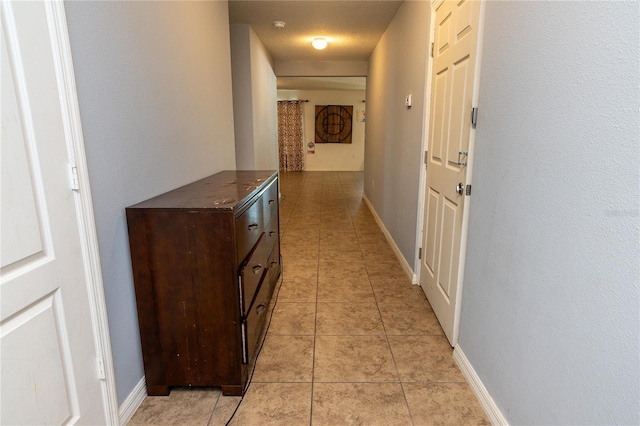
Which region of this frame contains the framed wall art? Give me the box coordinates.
[315,105,353,144]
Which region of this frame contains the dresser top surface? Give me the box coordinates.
[127,170,277,211]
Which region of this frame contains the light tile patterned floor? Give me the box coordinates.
[128,171,489,426]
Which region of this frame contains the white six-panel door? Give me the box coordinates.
[420,0,483,346]
[1,1,110,423]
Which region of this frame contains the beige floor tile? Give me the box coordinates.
[319,222,356,233]
[378,302,444,335]
[208,395,241,426]
[403,382,490,425]
[277,278,317,303]
[355,231,388,246]
[283,259,318,281]
[319,247,363,262]
[312,383,413,426]
[317,261,374,302]
[352,218,379,230]
[228,383,312,426]
[286,220,322,231]
[281,232,319,246]
[129,387,219,426]
[268,302,316,335]
[316,302,384,335]
[368,273,414,289]
[319,239,361,252]
[360,242,398,264]
[317,279,375,303]
[372,281,431,306]
[320,225,353,238]
[281,245,319,262]
[318,260,368,279]
[314,335,398,382]
[251,335,314,382]
[320,232,359,245]
[320,227,358,245]
[387,335,464,383]
[365,261,408,280]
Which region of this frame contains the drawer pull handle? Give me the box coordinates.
[268,199,275,205]
[252,264,263,274]
[270,261,277,267]
[269,231,276,236]
[256,304,266,316]
[248,223,259,231]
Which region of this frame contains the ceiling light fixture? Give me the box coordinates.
[272,21,285,29]
[312,37,328,50]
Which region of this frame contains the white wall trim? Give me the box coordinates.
[363,194,416,284]
[44,1,119,423]
[453,346,509,426]
[119,376,146,425]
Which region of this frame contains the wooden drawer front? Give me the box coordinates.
[239,234,267,315]
[267,244,281,292]
[236,198,263,263]
[264,215,279,257]
[262,180,278,225]
[243,274,270,363]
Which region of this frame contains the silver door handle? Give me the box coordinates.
[456,183,464,195]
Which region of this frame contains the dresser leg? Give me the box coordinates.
[146,385,170,396]
[222,384,244,396]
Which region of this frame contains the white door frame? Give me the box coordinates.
[414,5,437,285]
[414,0,487,346]
[43,1,118,421]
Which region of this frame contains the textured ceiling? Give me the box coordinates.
[228,1,404,62]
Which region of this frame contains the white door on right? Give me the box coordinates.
[420,0,483,346]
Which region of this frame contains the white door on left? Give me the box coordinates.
[1,1,108,424]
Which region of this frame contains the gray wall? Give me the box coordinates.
[365,0,429,265]
[65,1,236,405]
[459,1,640,424]
[230,24,278,170]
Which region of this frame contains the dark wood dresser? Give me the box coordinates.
[126,170,281,396]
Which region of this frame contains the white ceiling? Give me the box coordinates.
[228,1,404,62]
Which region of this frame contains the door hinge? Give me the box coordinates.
[430,42,434,57]
[418,247,422,259]
[471,107,478,127]
[69,162,79,191]
[466,185,472,196]
[97,356,106,380]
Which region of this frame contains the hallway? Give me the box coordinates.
[129,171,488,425]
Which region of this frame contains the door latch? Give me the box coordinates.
[457,151,468,166]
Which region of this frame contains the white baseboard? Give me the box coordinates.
[362,194,415,283]
[119,376,146,425]
[453,346,509,426]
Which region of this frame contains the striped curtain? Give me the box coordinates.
[277,101,304,172]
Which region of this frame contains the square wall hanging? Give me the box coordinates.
[315,105,353,144]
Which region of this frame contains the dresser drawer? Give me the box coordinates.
[262,180,278,225]
[264,215,279,257]
[267,243,281,292]
[243,273,271,363]
[239,234,268,315]
[236,198,263,263]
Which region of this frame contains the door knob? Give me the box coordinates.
[456,183,464,195]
